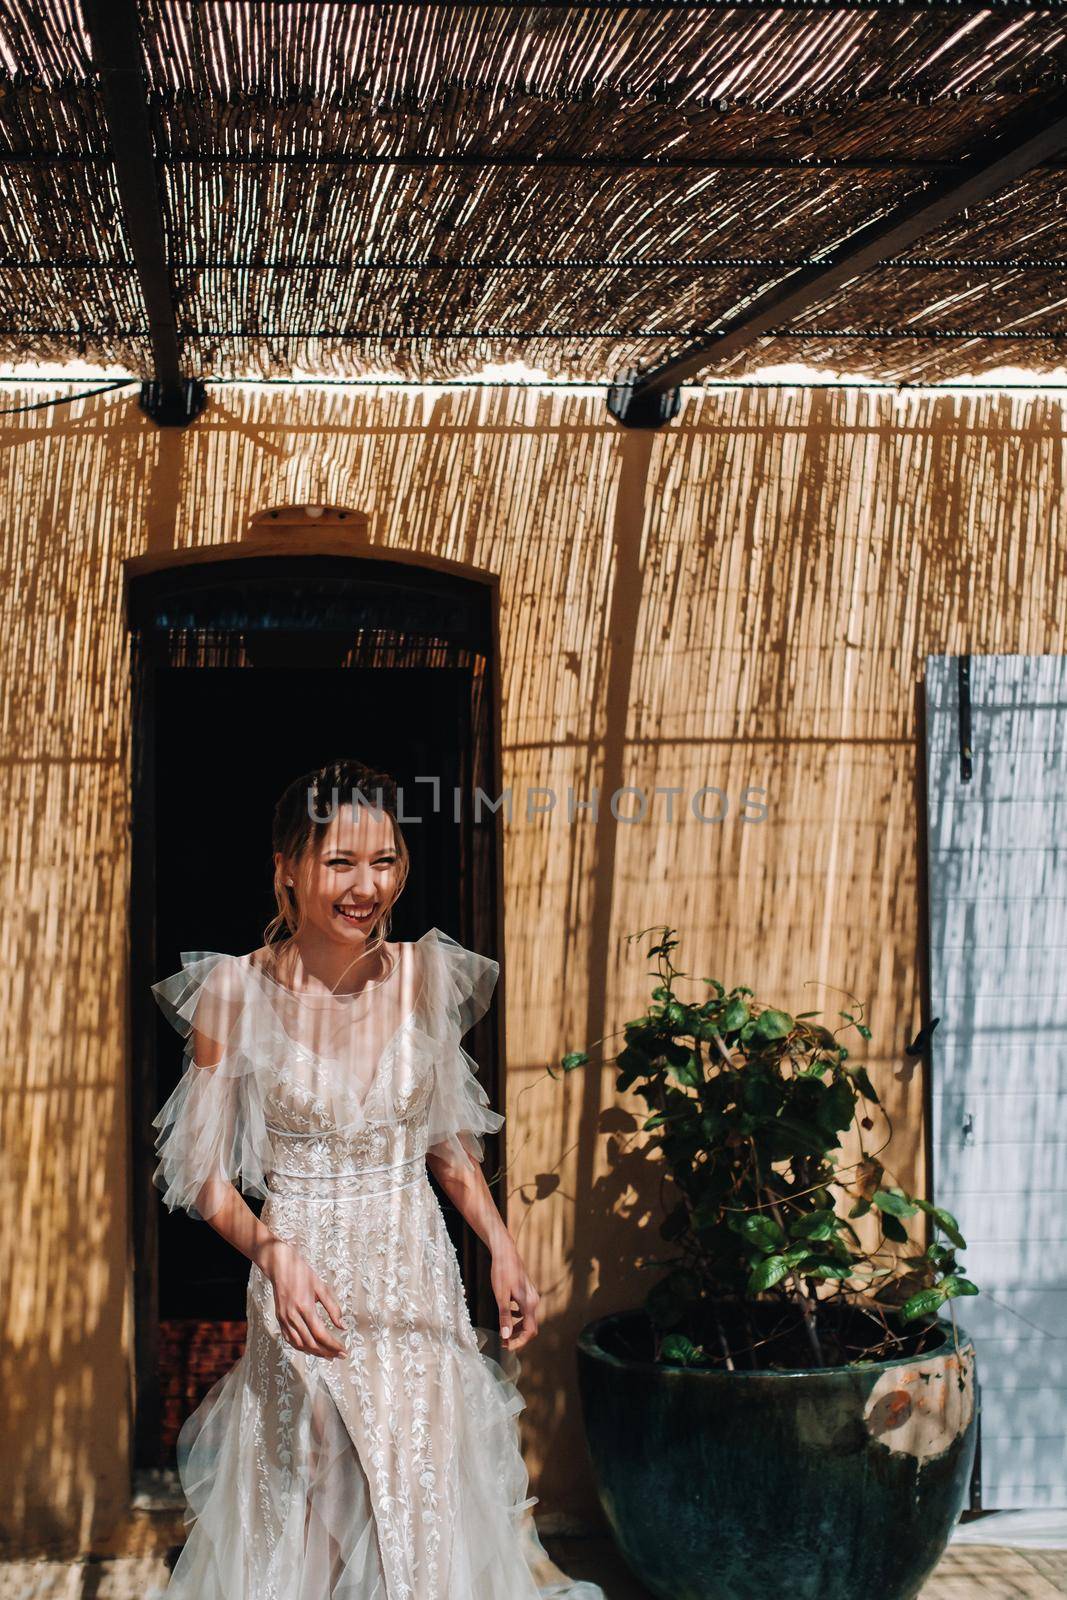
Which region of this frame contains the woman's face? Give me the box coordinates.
[280,802,401,946]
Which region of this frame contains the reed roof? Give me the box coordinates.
[2,2,1067,385]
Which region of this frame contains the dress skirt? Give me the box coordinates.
[148,1156,604,1600]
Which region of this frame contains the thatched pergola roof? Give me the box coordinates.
[2,1,1067,418]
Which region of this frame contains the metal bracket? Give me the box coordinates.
[606,366,682,430]
[957,655,973,783]
[139,379,208,427]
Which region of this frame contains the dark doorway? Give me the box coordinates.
[126,555,503,1471]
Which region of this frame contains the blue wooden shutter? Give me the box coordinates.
[925,654,1067,1510]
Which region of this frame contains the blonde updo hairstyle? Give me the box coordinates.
[262,758,411,982]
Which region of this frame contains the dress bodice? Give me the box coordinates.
[261,1019,440,1198]
[150,926,504,1221]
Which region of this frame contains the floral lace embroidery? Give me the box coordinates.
[242,1038,473,1597]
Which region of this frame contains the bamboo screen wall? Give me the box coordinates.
[1,379,1065,1556]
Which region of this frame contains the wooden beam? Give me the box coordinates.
[6,150,1067,172]
[81,0,205,425]
[611,97,1067,425]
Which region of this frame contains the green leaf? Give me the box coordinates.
[880,1213,910,1244]
[794,1061,827,1079]
[718,998,749,1033]
[664,1042,702,1088]
[691,1197,724,1232]
[900,1286,947,1321]
[741,1213,787,1252]
[747,1255,790,1293]
[848,1197,871,1219]
[616,1043,650,1075]
[913,1199,967,1250]
[752,1008,794,1043]
[819,1078,857,1135]
[940,1275,979,1299]
[659,1334,706,1367]
[933,1211,966,1250]
[700,1111,725,1142]
[623,1018,653,1036]
[789,1210,839,1242]
[846,1065,881,1105]
[560,1051,588,1072]
[872,1188,919,1219]
[741,1075,781,1118]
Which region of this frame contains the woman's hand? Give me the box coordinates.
[256,1239,347,1359]
[491,1241,541,1352]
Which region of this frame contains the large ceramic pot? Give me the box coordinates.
[576,1305,978,1600]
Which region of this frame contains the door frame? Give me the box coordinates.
[124,535,507,1472]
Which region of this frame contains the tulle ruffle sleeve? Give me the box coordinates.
[150,952,273,1222]
[422,930,505,1172]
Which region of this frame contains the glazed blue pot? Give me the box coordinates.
[576,1307,977,1600]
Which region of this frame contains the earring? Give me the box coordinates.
[285,877,294,886]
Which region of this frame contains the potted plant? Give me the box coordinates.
[557,928,979,1600]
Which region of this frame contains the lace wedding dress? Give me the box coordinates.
[148,926,605,1600]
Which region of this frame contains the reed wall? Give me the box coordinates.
[1,379,1064,1554]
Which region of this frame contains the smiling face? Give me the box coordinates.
[278,801,402,948]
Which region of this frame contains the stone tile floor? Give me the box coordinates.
[0,1538,1064,1598]
[546,1537,1067,1599]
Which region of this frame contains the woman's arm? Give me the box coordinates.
[426,1142,541,1352]
[189,1026,347,1362]
[197,1183,347,1361]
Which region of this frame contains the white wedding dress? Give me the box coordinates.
[148,925,605,1600]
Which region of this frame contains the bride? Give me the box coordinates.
[148,758,605,1600]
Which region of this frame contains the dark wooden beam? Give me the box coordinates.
[146,152,1067,171]
[6,150,1067,172]
[610,97,1067,426]
[80,0,205,425]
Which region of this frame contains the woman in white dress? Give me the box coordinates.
[148,759,605,1600]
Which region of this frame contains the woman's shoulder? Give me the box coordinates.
[150,949,250,1035]
[412,928,498,1030]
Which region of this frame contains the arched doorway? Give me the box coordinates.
[125,552,503,1473]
